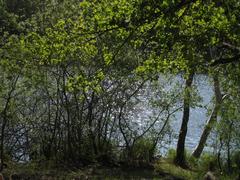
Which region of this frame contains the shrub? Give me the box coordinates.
[120,137,156,166]
[167,148,176,160]
[131,138,156,163]
[232,151,240,169]
[198,153,218,172]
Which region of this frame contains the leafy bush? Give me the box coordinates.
[131,138,156,163]
[120,138,156,166]
[232,151,240,170]
[167,148,176,160]
[198,153,218,172]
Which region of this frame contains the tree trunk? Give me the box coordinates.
[227,121,233,174]
[217,137,223,172]
[0,76,19,171]
[174,72,194,167]
[0,115,7,172]
[192,75,223,158]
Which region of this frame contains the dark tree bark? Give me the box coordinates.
[0,76,19,171]
[174,72,194,167]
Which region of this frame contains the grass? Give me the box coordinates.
[154,158,200,180]
[153,149,240,180]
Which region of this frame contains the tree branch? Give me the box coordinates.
[210,54,240,66]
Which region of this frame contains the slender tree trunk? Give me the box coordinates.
[0,115,7,172]
[227,121,233,174]
[192,75,223,158]
[174,73,194,167]
[62,71,73,160]
[217,137,223,172]
[87,92,98,155]
[0,76,19,171]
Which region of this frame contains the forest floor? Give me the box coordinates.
[2,164,182,179]
[1,158,236,179]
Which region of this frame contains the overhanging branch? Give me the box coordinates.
[210,54,240,66]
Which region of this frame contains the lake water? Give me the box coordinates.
[129,75,214,154]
